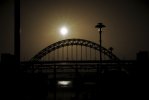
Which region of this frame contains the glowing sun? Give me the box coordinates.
[60,26,68,36]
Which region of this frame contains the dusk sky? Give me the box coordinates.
[0,0,149,60]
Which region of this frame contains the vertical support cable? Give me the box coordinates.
[90,46,91,60]
[86,47,87,60]
[103,53,105,60]
[53,50,55,61]
[67,46,68,60]
[95,49,96,60]
[46,54,48,61]
[62,46,64,60]
[45,55,47,61]
[71,45,73,60]
[57,49,59,61]
[81,45,82,61]
[76,45,77,61]
[48,53,50,61]
[44,55,46,61]
[45,54,46,61]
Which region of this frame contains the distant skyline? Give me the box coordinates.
[0,0,149,60]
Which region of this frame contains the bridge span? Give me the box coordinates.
[21,38,135,78]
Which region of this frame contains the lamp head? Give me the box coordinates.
[95,23,106,29]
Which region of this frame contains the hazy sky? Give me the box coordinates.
[0,0,149,60]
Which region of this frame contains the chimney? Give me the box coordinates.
[14,0,20,62]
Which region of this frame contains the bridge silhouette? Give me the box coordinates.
[21,38,126,74]
[18,38,141,100]
[31,38,119,61]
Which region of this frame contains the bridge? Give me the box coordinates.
[31,38,119,61]
[18,38,140,100]
[21,38,132,75]
[19,38,137,100]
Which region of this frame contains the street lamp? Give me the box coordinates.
[95,23,106,70]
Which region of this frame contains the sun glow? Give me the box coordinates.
[60,26,68,36]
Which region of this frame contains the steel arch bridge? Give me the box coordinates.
[31,38,120,61]
[20,39,133,100]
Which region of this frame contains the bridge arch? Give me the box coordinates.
[31,38,120,61]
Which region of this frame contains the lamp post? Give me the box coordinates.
[95,22,106,100]
[95,23,106,72]
[95,23,106,78]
